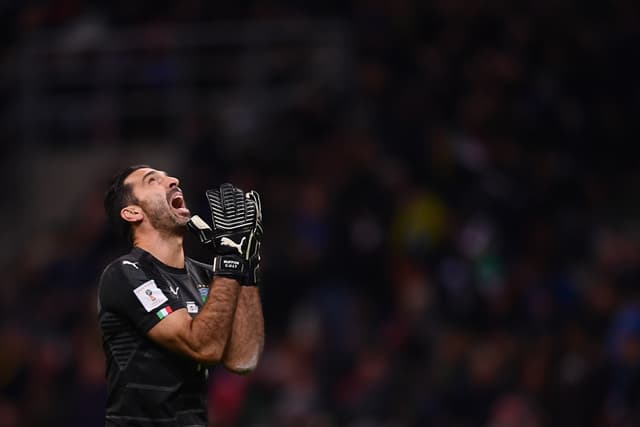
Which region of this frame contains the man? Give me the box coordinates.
[98,165,264,426]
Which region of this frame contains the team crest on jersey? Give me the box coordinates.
[197,284,209,302]
[133,280,168,312]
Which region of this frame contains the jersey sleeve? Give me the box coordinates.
[99,260,184,333]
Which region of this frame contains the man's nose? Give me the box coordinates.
[166,176,179,188]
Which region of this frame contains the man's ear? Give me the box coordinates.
[121,205,143,223]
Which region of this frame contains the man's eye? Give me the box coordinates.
[148,177,156,183]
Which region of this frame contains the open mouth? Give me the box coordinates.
[168,191,190,217]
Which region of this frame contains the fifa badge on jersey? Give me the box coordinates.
[133,280,168,312]
[156,306,173,319]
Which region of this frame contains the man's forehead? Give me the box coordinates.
[125,167,164,184]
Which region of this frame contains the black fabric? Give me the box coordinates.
[98,247,214,427]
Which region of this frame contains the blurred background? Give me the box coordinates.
[1,1,640,426]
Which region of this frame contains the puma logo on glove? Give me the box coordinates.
[220,236,246,255]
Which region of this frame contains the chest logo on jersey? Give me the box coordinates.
[133,280,168,312]
[197,285,209,302]
[186,301,199,314]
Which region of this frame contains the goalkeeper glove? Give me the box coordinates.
[188,183,262,284]
[188,184,263,284]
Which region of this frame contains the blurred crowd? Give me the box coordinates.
[2,1,640,426]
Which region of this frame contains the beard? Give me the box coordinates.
[139,196,188,237]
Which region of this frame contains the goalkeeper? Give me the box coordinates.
[98,165,264,427]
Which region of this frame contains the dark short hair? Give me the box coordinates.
[104,164,149,243]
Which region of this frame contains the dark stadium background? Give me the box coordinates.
[2,1,640,426]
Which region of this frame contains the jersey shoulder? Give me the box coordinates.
[100,249,150,285]
[98,249,162,314]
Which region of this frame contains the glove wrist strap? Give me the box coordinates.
[213,254,247,282]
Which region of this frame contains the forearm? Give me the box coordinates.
[186,277,240,362]
[222,286,264,373]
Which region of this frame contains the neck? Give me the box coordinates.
[133,230,185,269]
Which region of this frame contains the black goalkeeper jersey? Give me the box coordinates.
[98,247,214,427]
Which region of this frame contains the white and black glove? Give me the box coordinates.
[188,183,262,284]
[188,184,263,284]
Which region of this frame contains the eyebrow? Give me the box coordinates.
[141,170,166,183]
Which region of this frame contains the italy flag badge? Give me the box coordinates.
[156,306,173,319]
